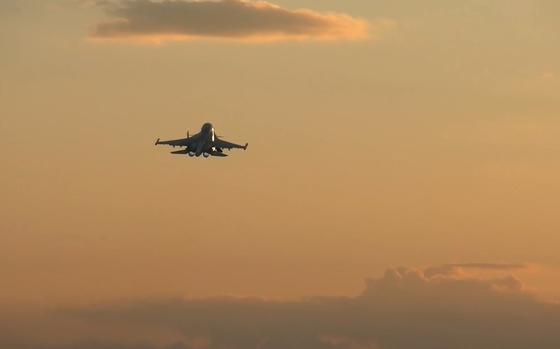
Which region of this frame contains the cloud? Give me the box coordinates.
[2,265,560,349]
[424,262,527,277]
[91,0,373,43]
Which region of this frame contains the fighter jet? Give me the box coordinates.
[155,122,248,158]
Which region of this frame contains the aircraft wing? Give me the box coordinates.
[213,138,248,151]
[155,134,199,147]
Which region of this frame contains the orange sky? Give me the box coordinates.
[2,0,560,308]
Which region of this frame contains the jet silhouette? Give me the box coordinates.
[155,122,248,158]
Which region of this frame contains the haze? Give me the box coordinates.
[2,1,560,347]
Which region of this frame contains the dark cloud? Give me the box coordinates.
[424,262,527,277]
[2,265,560,349]
[91,0,371,43]
[450,262,526,269]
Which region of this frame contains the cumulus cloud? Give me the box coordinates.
[2,265,560,349]
[91,0,373,43]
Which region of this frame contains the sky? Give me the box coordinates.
[2,0,560,347]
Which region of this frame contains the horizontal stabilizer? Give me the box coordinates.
[211,152,228,157]
[244,143,249,150]
[155,138,161,145]
[171,149,189,154]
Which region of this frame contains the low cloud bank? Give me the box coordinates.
[91,0,373,43]
[2,264,560,349]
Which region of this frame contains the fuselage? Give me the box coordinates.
[193,122,215,157]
